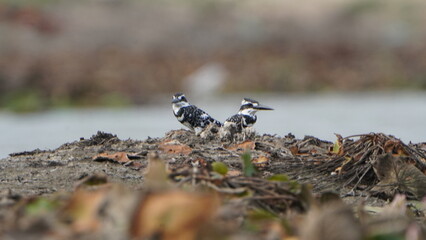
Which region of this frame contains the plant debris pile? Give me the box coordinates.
[0,130,425,239]
[308,133,426,196]
[169,160,310,215]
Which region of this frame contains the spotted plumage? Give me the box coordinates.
[224,114,256,133]
[172,93,222,135]
[223,97,273,133]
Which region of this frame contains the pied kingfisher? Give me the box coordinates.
[221,98,273,139]
[172,93,222,135]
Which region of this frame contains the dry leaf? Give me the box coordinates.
[252,155,269,168]
[330,134,344,155]
[159,141,192,155]
[93,152,130,163]
[227,140,255,151]
[92,152,142,168]
[130,191,219,240]
[372,153,426,199]
[289,146,299,155]
[384,140,409,156]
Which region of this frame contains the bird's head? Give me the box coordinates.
[172,93,188,103]
[172,93,190,109]
[239,98,273,115]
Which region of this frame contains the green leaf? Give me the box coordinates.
[332,140,341,154]
[25,198,58,215]
[289,180,301,192]
[241,151,256,177]
[247,208,277,221]
[212,162,228,175]
[267,174,290,182]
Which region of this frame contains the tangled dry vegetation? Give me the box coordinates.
[0,130,425,239]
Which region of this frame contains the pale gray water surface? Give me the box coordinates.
[0,92,425,158]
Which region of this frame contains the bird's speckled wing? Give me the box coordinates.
[177,105,222,131]
[224,114,257,132]
[224,114,244,132]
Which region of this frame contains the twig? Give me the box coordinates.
[205,182,248,194]
[245,195,298,201]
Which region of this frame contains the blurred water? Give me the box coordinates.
[0,92,425,159]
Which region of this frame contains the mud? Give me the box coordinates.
[1,130,425,239]
[0,130,382,202]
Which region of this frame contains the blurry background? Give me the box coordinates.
[0,0,425,157]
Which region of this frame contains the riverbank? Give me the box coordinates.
[1,130,425,239]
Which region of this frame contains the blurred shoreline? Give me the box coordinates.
[1,0,426,112]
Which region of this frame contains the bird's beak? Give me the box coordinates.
[254,104,274,111]
[172,98,180,103]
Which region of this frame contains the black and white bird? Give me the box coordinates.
[172,93,222,135]
[221,98,273,139]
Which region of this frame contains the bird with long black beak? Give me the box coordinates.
[172,93,222,135]
[221,98,273,140]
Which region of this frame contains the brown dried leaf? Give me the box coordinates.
[384,140,409,156]
[93,152,130,163]
[130,191,219,240]
[289,146,300,155]
[372,153,426,199]
[92,152,142,169]
[227,140,256,151]
[159,141,192,155]
[252,155,269,168]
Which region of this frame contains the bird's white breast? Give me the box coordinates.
[173,102,189,115]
